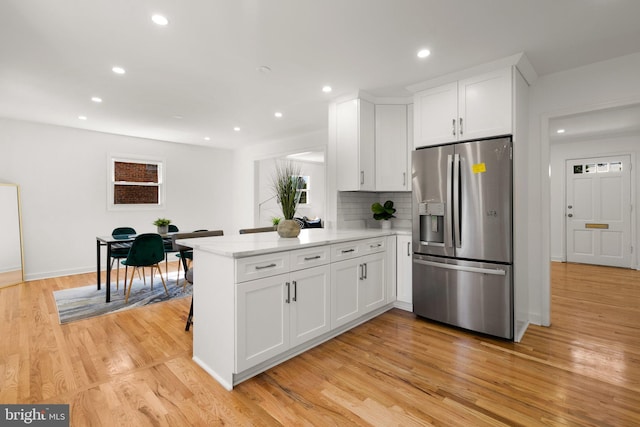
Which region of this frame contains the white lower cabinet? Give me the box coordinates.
[236,273,289,372]
[236,264,330,372]
[395,235,413,311]
[330,257,360,328]
[361,253,386,313]
[215,236,393,387]
[331,251,387,329]
[290,265,331,347]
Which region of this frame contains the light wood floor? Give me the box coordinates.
[1,262,639,426]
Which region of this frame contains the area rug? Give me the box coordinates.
[54,272,191,324]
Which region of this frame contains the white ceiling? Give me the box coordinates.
[2,0,640,150]
[550,104,640,143]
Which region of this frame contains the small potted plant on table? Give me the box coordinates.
[153,218,171,234]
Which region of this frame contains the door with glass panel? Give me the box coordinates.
[566,155,632,268]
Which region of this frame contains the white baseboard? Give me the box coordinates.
[393,301,413,312]
[25,266,96,281]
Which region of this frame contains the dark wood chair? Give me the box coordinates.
[171,230,224,288]
[239,226,276,234]
[172,230,224,332]
[185,268,194,331]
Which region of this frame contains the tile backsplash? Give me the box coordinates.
[337,191,412,230]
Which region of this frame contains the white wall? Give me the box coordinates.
[232,129,328,233]
[550,135,639,264]
[0,118,234,280]
[528,51,640,326]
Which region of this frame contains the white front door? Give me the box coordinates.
[566,155,632,268]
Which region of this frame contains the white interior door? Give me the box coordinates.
[566,155,632,268]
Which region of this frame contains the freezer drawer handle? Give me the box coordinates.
[414,259,506,276]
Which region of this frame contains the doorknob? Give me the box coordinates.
[568,214,573,218]
[567,205,573,209]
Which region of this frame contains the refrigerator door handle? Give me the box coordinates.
[453,153,461,248]
[446,154,454,248]
[414,259,506,276]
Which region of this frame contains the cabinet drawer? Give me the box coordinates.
[360,237,387,255]
[331,237,387,262]
[236,252,289,283]
[331,240,363,262]
[290,246,330,271]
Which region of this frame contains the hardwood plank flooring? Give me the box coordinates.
[0,261,639,426]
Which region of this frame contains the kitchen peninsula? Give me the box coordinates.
[177,228,397,390]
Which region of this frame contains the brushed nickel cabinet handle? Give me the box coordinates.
[292,280,297,302]
[452,118,456,136]
[255,263,276,270]
[285,282,290,303]
[459,117,463,135]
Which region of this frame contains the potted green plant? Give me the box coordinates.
[271,216,281,231]
[371,200,396,230]
[153,218,171,234]
[272,161,304,238]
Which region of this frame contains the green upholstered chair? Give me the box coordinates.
[110,227,136,291]
[163,224,180,271]
[121,233,168,303]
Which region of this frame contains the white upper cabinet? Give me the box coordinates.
[336,98,375,191]
[375,104,409,191]
[414,82,458,147]
[458,68,512,141]
[414,67,512,148]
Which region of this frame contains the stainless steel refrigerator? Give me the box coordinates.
[412,136,513,339]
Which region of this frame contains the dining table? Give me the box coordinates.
[96,233,176,302]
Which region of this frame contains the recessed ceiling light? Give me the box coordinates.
[557,129,566,134]
[151,14,169,26]
[417,49,431,59]
[274,112,283,118]
[204,136,210,141]
[233,127,241,132]
[112,66,126,75]
[91,97,102,103]
[322,85,332,93]
[257,65,272,74]
[172,115,183,120]
[78,115,87,120]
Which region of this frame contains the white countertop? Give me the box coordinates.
[177,228,409,258]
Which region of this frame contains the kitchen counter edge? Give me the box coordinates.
[177,228,410,258]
